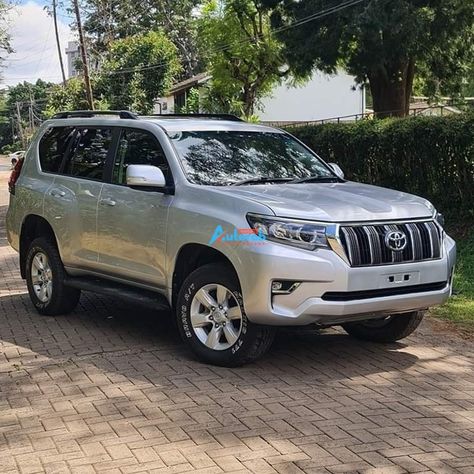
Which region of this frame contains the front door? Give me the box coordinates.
[97,127,173,287]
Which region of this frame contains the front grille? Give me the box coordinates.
[339,221,442,267]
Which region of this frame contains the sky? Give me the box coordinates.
[2,0,75,87]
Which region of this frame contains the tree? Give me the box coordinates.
[97,31,181,113]
[199,0,286,118]
[81,0,202,77]
[45,77,109,116]
[0,0,13,78]
[414,56,474,104]
[4,80,54,147]
[262,0,474,117]
[0,89,10,150]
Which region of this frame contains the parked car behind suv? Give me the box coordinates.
[9,150,25,169]
[6,111,456,366]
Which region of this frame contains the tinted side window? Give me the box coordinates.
[64,128,113,181]
[113,129,170,185]
[38,127,75,173]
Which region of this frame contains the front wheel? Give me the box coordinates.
[176,263,275,367]
[342,311,424,343]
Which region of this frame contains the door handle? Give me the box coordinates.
[100,198,116,207]
[50,189,66,198]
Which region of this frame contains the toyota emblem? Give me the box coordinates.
[385,230,407,252]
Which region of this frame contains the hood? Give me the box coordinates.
[213,181,434,222]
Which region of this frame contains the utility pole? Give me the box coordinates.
[72,0,94,109]
[29,93,34,133]
[53,0,67,85]
[15,102,25,148]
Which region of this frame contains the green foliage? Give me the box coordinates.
[289,114,474,220]
[432,232,474,330]
[44,77,109,117]
[82,0,202,77]
[2,80,54,146]
[263,0,474,116]
[199,0,286,118]
[97,31,181,114]
[0,0,13,68]
[0,89,10,147]
[178,87,201,113]
[6,79,53,115]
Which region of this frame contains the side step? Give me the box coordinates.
[64,277,170,310]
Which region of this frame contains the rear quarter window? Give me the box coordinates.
[38,126,76,173]
[63,127,113,181]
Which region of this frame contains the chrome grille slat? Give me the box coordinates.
[340,227,362,266]
[339,220,442,267]
[363,226,382,264]
[406,223,423,260]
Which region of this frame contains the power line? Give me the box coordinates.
[102,0,366,77]
[5,0,365,85]
[32,16,54,80]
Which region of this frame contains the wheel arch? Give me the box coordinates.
[172,243,238,307]
[19,215,58,279]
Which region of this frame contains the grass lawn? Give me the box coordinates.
[431,229,474,332]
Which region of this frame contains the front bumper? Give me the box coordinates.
[233,234,456,326]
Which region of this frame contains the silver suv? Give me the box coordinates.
[6,111,456,366]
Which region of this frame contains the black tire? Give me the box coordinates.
[25,237,81,316]
[342,311,424,343]
[176,263,275,367]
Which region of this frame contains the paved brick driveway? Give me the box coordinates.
[0,167,473,473]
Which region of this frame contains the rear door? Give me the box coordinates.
[96,127,173,287]
[42,126,117,271]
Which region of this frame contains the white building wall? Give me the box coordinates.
[65,41,80,79]
[156,95,174,113]
[258,71,365,122]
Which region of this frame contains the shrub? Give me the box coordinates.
[289,114,474,221]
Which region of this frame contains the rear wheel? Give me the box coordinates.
[25,237,81,316]
[342,311,424,342]
[176,263,275,366]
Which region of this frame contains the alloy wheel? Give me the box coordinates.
[31,251,53,303]
[190,283,243,351]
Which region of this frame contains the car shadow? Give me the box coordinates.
[2,290,473,473]
[0,291,419,386]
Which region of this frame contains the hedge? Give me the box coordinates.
[289,113,474,221]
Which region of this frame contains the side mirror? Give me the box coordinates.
[126,164,166,188]
[328,162,344,179]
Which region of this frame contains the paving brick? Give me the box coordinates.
[0,166,473,474]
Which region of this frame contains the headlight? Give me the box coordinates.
[247,214,328,250]
[435,211,445,228]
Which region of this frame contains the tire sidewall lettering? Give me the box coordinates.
[181,282,248,351]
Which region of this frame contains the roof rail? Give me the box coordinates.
[149,113,243,122]
[52,110,138,120]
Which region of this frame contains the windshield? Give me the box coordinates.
[168,130,336,186]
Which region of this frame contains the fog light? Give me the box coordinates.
[272,281,301,294]
[272,281,283,292]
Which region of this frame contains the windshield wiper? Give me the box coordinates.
[289,176,342,184]
[231,177,295,186]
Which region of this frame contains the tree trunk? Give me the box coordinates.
[241,85,256,118]
[368,60,415,118]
